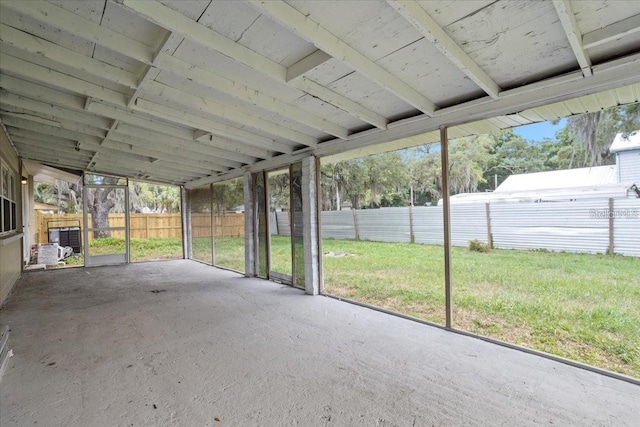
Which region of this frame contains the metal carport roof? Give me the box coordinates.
[1,0,640,187]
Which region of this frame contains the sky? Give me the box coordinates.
[513,118,566,142]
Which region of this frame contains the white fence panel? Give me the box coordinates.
[356,207,411,242]
[614,199,640,256]
[292,211,303,237]
[451,204,489,246]
[275,211,290,236]
[269,212,277,234]
[491,200,610,254]
[413,206,443,245]
[321,210,356,239]
[289,199,639,257]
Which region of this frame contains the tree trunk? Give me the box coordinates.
[89,187,115,238]
[87,177,118,238]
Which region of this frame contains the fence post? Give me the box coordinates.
[485,202,493,248]
[351,208,360,240]
[145,215,150,239]
[608,198,614,256]
[409,204,415,244]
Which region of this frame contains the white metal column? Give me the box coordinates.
[302,156,320,295]
[243,171,256,277]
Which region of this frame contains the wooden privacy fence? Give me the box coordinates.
[36,212,244,243]
[36,212,183,243]
[191,213,245,238]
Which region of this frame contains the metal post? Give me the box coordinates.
[409,185,415,243]
[316,156,324,294]
[181,186,189,260]
[289,164,296,287]
[210,184,215,265]
[409,202,415,244]
[440,126,453,329]
[243,171,255,276]
[125,185,130,263]
[608,197,614,255]
[352,208,360,240]
[485,202,492,248]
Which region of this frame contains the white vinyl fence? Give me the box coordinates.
[270,199,640,257]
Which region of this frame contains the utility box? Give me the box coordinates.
[48,226,82,254]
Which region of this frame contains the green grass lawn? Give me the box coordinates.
[188,236,246,273]
[319,238,640,379]
[61,235,640,378]
[214,237,245,272]
[65,237,184,265]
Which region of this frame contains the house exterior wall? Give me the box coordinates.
[0,125,22,306]
[617,151,640,184]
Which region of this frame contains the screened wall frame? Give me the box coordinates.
[186,179,246,273]
[186,184,214,265]
[259,161,305,288]
[82,173,130,267]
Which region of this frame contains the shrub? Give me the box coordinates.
[469,239,491,253]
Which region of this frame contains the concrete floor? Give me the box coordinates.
[0,260,638,427]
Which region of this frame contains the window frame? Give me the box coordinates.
[0,160,18,236]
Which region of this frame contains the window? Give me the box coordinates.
[1,161,17,235]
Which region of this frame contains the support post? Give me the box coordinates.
[485,202,493,248]
[210,184,215,266]
[243,171,256,277]
[440,126,453,329]
[316,157,324,294]
[352,208,360,240]
[181,186,190,260]
[302,156,320,295]
[409,203,415,244]
[608,197,614,256]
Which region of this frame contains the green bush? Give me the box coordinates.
[469,239,491,253]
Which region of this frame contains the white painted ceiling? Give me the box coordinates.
[1,0,639,188]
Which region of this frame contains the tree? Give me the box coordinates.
[34,180,81,213]
[481,130,545,190]
[321,152,411,209]
[448,134,493,194]
[212,178,244,213]
[565,104,640,166]
[410,135,494,202]
[86,176,119,238]
[322,160,367,209]
[268,171,291,211]
[409,145,442,204]
[539,127,584,171]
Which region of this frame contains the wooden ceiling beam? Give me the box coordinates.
[386,1,500,99]
[142,81,318,147]
[120,0,386,129]
[249,0,437,115]
[552,0,592,77]
[159,54,349,139]
[582,14,640,50]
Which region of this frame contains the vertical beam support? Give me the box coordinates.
[209,184,215,266]
[409,197,415,244]
[302,156,320,295]
[608,197,614,256]
[22,173,35,265]
[125,186,130,264]
[440,126,453,328]
[315,157,324,294]
[244,171,256,277]
[181,186,190,260]
[485,202,493,248]
[352,208,360,240]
